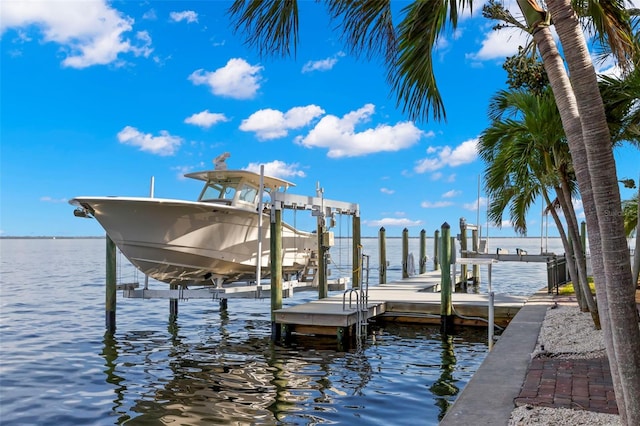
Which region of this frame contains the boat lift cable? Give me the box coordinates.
[338,213,342,266]
[293,206,297,252]
[328,243,365,277]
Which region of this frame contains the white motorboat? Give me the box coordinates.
[70,160,318,286]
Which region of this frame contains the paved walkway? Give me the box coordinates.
[440,289,553,425]
[512,287,640,416]
[440,287,640,425]
[514,355,618,414]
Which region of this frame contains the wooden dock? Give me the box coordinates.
[275,270,528,338]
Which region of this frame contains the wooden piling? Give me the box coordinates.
[379,227,387,284]
[434,230,440,271]
[352,214,361,289]
[271,208,283,341]
[419,229,427,274]
[169,284,178,321]
[317,221,328,300]
[106,235,116,333]
[439,223,454,334]
[471,228,480,284]
[402,228,409,279]
[459,218,468,288]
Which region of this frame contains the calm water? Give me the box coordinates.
[0,237,564,425]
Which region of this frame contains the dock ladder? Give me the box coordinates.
[342,254,370,338]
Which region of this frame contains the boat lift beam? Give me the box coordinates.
[271,192,359,217]
[120,278,350,300]
[271,192,361,293]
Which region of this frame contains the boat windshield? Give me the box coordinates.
[199,178,240,202]
[198,177,266,206]
[238,184,258,204]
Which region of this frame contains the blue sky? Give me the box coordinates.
[1,1,638,238]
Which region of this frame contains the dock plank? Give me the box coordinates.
[275,271,528,335]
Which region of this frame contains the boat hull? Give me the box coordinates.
[71,197,317,285]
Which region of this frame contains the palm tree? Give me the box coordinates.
[542,2,639,421]
[599,15,640,302]
[227,1,640,421]
[489,0,639,420]
[479,88,599,323]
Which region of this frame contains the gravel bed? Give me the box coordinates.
[507,304,622,426]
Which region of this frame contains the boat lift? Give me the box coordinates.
[268,183,360,340]
[104,179,360,335]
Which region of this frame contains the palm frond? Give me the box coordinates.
[574,0,635,71]
[326,0,396,64]
[622,193,639,236]
[389,0,462,123]
[228,0,300,58]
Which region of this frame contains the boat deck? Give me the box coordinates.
[275,270,528,337]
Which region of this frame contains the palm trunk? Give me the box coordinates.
[546,187,585,308]
[547,0,640,422]
[530,21,626,420]
[557,176,600,326]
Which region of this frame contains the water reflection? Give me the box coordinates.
[430,335,460,421]
[1,238,560,425]
[102,333,132,424]
[98,309,485,425]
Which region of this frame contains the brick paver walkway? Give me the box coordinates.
[514,355,618,414]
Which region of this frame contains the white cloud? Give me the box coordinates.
[572,198,583,210]
[40,196,67,203]
[302,57,337,73]
[173,163,202,180]
[189,58,263,99]
[240,105,325,140]
[499,220,514,229]
[380,188,395,195]
[414,139,478,173]
[468,27,529,61]
[420,201,454,208]
[243,160,306,180]
[463,197,487,211]
[301,52,345,73]
[170,11,198,23]
[184,110,230,128]
[572,198,586,219]
[295,104,424,158]
[142,9,157,20]
[0,0,153,68]
[442,190,461,198]
[117,126,183,156]
[364,218,423,227]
